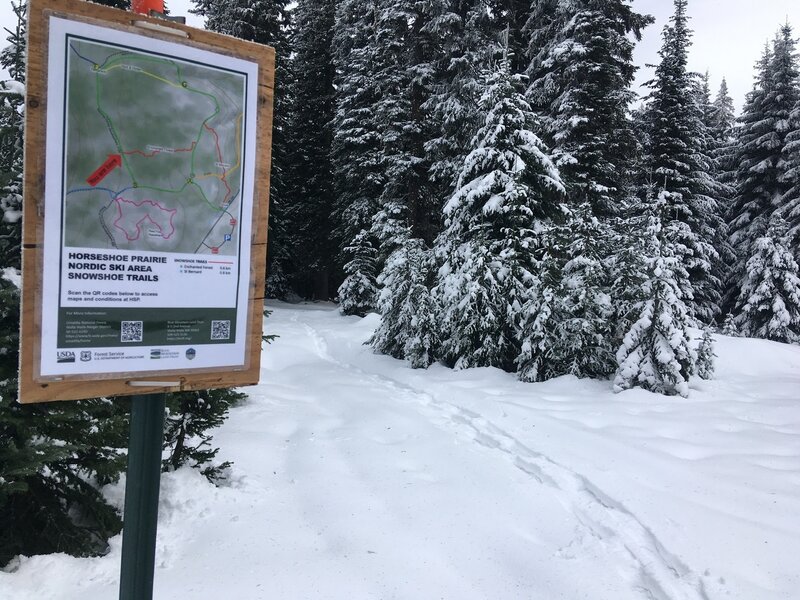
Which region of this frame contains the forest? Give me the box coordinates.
[1,0,799,569]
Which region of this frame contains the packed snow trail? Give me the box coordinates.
[293,308,710,600]
[2,302,798,600]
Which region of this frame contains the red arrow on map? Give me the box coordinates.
[86,154,122,187]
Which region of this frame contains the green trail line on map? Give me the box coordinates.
[66,41,246,255]
[93,53,232,213]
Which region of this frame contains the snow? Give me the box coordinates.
[0,79,24,96]
[2,302,800,599]
[1,267,20,288]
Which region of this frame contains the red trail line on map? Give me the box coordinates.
[123,142,197,158]
[203,123,232,205]
[113,197,178,241]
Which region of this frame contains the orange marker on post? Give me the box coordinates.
[131,0,164,16]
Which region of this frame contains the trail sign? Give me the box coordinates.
[19,0,274,402]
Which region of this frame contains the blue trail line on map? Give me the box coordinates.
[66,186,118,198]
[69,43,97,67]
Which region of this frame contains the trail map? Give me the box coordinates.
[36,15,260,379]
[64,37,246,256]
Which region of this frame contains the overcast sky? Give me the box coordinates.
[633,0,800,111]
[2,0,800,113]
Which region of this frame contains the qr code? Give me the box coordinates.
[211,320,231,340]
[121,320,143,343]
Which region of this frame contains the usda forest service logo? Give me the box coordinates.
[80,351,92,362]
[56,351,75,363]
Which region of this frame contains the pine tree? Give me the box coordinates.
[545,204,616,378]
[369,0,440,258]
[435,66,564,372]
[365,0,416,264]
[0,6,24,268]
[613,203,696,398]
[369,237,438,367]
[708,78,737,214]
[366,0,460,349]
[424,0,495,199]
[779,37,800,251]
[283,0,337,299]
[696,328,716,379]
[728,26,800,312]
[515,241,561,382]
[709,78,736,148]
[162,388,245,483]
[331,0,383,313]
[725,44,774,313]
[732,214,800,343]
[338,229,378,317]
[402,242,439,369]
[693,71,736,319]
[695,71,714,129]
[780,100,800,247]
[721,313,739,337]
[640,0,727,323]
[527,0,653,216]
[486,0,532,75]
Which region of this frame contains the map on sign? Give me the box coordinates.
[64,37,245,256]
[33,14,262,385]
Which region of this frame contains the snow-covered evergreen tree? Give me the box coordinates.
[640,0,727,323]
[369,0,441,258]
[778,39,800,252]
[486,0,532,75]
[780,100,800,248]
[707,78,738,205]
[435,66,564,372]
[545,204,616,379]
[727,25,800,312]
[331,0,383,312]
[721,313,739,337]
[732,214,800,344]
[338,229,378,317]
[696,328,716,379]
[613,204,696,398]
[402,242,439,369]
[695,71,714,129]
[709,78,736,148]
[284,0,337,299]
[370,236,438,367]
[527,0,653,216]
[515,242,561,382]
[424,0,494,201]
[0,5,24,268]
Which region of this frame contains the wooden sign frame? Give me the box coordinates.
[19,0,274,403]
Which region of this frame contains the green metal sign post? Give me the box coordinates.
[119,393,166,600]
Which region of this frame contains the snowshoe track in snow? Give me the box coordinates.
[299,316,709,600]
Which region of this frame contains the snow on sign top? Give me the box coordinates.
[18,0,275,403]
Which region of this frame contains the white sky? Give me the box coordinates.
[2,0,800,113]
[633,0,800,111]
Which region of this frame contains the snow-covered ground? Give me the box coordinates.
[2,302,800,600]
